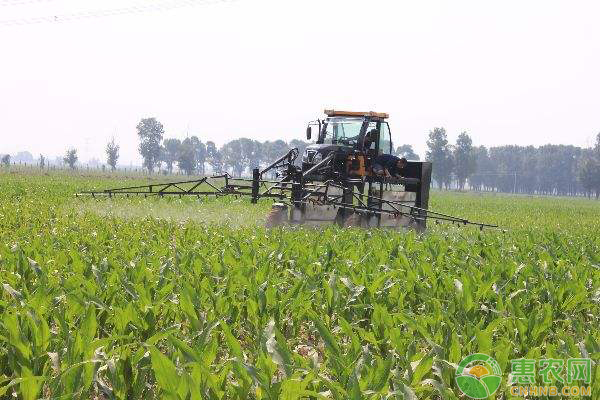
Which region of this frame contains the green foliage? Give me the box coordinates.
[0,171,598,399]
[221,138,263,177]
[137,117,164,173]
[63,148,78,169]
[426,127,453,189]
[221,139,244,177]
[106,138,120,171]
[162,138,182,173]
[178,138,198,176]
[453,132,475,190]
[206,141,223,174]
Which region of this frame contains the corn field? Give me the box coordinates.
[1,171,599,399]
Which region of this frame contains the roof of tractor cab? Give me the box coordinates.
[324,109,389,119]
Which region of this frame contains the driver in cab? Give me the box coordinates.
[372,154,407,178]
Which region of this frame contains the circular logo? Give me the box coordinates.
[455,353,502,399]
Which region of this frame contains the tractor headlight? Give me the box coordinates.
[302,149,310,163]
[303,149,322,164]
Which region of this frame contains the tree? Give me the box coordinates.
[221,140,244,176]
[195,139,207,175]
[206,141,223,174]
[178,138,197,175]
[426,127,453,189]
[395,144,420,160]
[105,138,120,171]
[219,138,263,177]
[162,138,181,173]
[1,154,10,166]
[578,156,599,198]
[453,132,476,190]
[187,136,207,175]
[239,138,263,171]
[263,140,290,164]
[469,146,491,191]
[63,149,78,169]
[137,117,164,173]
[578,134,600,198]
[39,154,45,169]
[14,151,33,164]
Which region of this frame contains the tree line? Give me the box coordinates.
[135,117,312,176]
[425,127,600,198]
[3,116,599,198]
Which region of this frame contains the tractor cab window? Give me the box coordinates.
[363,122,377,151]
[378,122,392,155]
[363,121,392,154]
[321,117,364,146]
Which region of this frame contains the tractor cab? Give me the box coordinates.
[298,109,432,230]
[302,109,393,176]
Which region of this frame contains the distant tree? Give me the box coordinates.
[186,136,207,175]
[453,132,476,190]
[220,138,263,177]
[63,148,78,169]
[536,145,578,195]
[14,151,34,164]
[239,138,263,171]
[105,138,120,171]
[206,141,223,174]
[137,117,164,173]
[1,154,10,166]
[195,139,207,175]
[578,157,599,198]
[488,145,524,193]
[263,140,290,164]
[578,134,600,198]
[39,154,45,169]
[469,146,493,191]
[178,138,197,175]
[221,140,245,176]
[162,138,181,173]
[395,144,420,160]
[426,127,453,189]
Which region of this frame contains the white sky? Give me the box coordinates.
[1,0,599,164]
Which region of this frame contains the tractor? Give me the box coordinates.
[267,110,432,229]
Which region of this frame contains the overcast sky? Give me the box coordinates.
[1,0,599,164]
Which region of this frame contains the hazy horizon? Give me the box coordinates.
[1,0,599,165]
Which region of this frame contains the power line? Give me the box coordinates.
[0,0,55,6]
[0,0,235,27]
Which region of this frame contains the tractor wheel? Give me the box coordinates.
[265,205,288,228]
[343,212,361,228]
